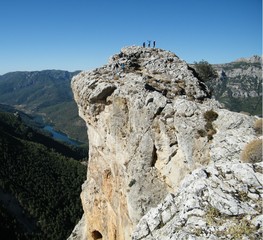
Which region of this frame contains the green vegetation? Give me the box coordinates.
[0,203,29,240]
[0,70,87,142]
[198,110,218,141]
[205,205,221,226]
[226,219,256,240]
[128,179,136,187]
[241,139,262,163]
[203,110,219,122]
[221,61,261,71]
[218,95,262,116]
[40,101,88,143]
[0,111,87,160]
[194,60,218,82]
[206,60,262,116]
[0,110,87,239]
[204,206,257,240]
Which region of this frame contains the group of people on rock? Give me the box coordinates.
[111,40,157,76]
[143,40,156,48]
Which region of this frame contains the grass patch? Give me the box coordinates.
[197,110,218,140]
[206,206,221,225]
[226,219,256,240]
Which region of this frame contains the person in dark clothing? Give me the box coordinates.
[121,63,125,72]
[143,42,146,47]
[153,40,156,48]
[148,40,151,47]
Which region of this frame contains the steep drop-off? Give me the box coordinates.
[70,46,262,239]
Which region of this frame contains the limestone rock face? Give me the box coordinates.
[70,46,262,239]
[132,162,263,239]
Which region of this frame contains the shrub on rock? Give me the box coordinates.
[253,118,262,136]
[241,139,262,163]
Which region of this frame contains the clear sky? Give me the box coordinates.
[0,0,262,74]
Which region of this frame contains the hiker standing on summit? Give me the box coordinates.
[147,40,151,47]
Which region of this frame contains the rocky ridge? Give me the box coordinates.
[69,46,262,239]
[235,55,262,63]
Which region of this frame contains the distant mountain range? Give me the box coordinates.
[0,55,261,145]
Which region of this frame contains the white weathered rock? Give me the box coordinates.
[132,163,263,239]
[70,46,262,240]
[67,214,87,240]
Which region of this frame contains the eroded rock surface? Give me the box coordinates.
[69,46,262,239]
[132,162,262,239]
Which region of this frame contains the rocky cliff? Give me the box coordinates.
[69,46,262,239]
[209,56,262,115]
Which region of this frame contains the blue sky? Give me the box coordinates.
[0,0,262,74]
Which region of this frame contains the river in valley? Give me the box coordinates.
[43,125,82,146]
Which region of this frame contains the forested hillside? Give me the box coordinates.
[0,110,87,239]
[0,70,87,143]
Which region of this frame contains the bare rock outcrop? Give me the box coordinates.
[69,46,262,239]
